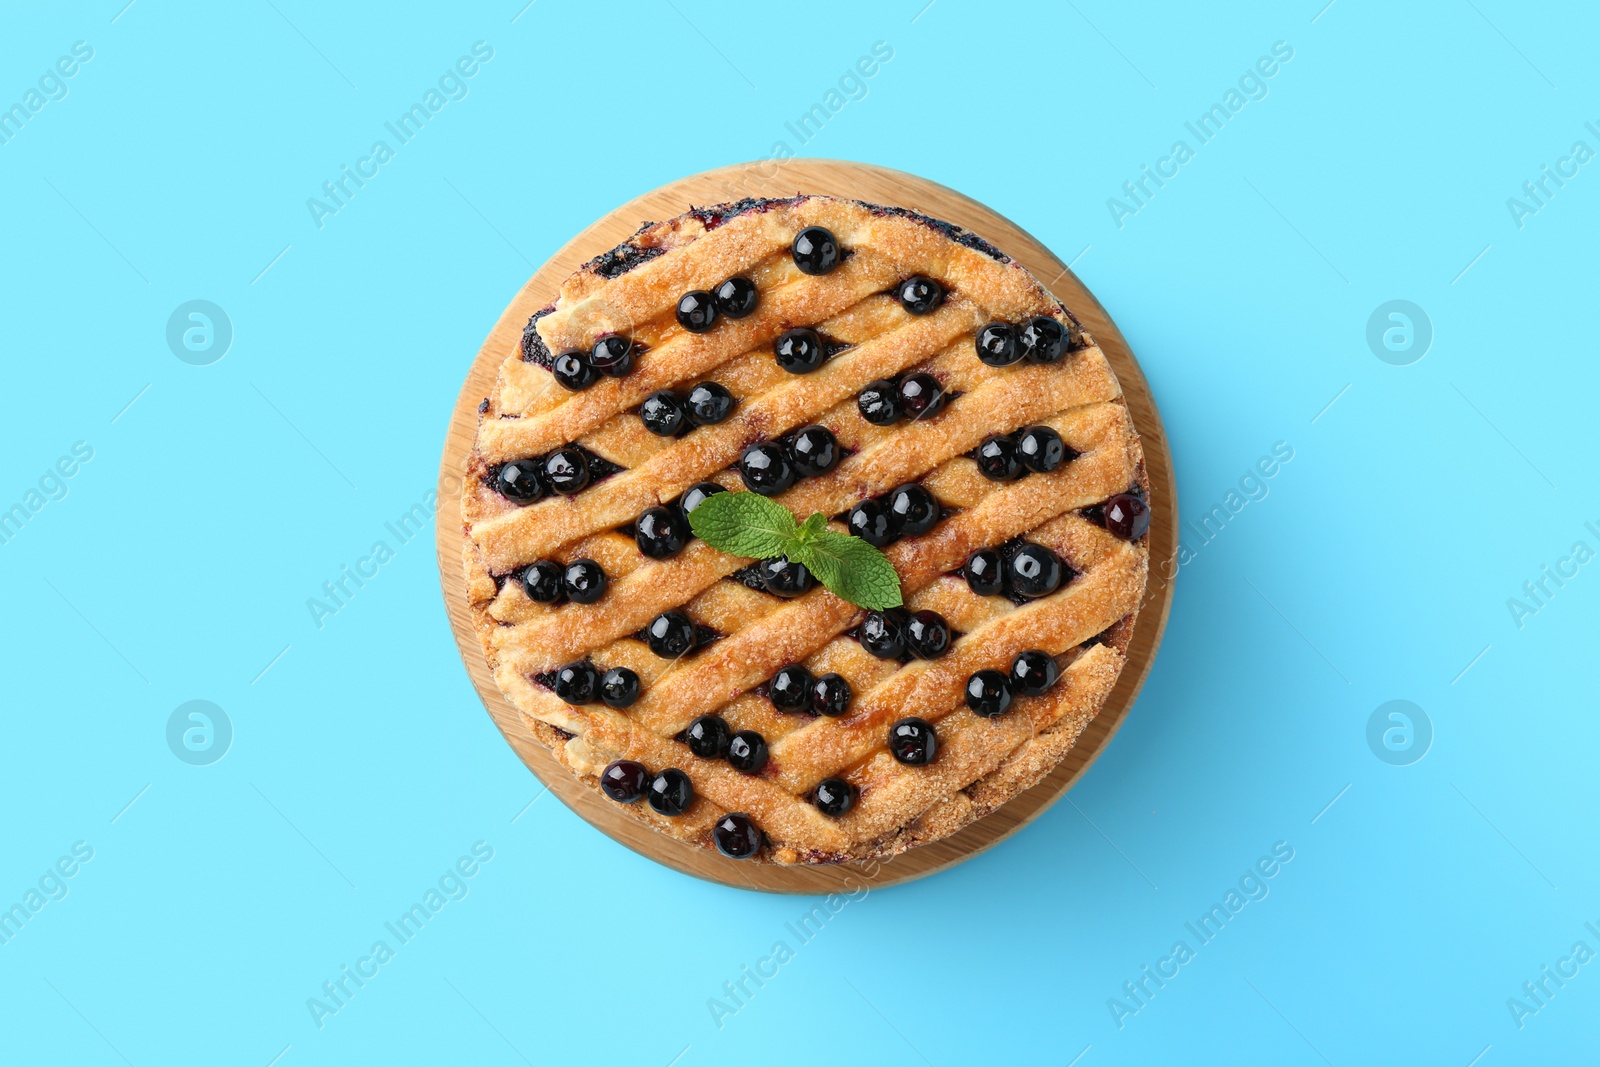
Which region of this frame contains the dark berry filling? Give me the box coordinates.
[896,276,945,315]
[964,669,1013,718]
[1006,543,1066,599]
[857,380,899,425]
[1019,316,1067,364]
[685,382,735,425]
[639,391,688,437]
[1103,493,1151,540]
[564,558,607,604]
[521,560,566,603]
[552,660,597,705]
[676,290,718,333]
[599,666,641,709]
[905,610,952,660]
[886,484,939,537]
[713,812,762,858]
[810,672,852,716]
[589,335,636,377]
[714,277,759,318]
[859,609,908,660]
[792,226,841,275]
[685,714,732,758]
[774,327,826,374]
[600,759,649,802]
[727,730,769,774]
[553,349,599,391]
[1010,650,1061,697]
[758,556,813,598]
[845,499,897,547]
[1016,426,1066,473]
[648,768,694,815]
[896,373,947,420]
[962,548,1004,597]
[813,777,857,817]
[644,611,698,658]
[974,436,1023,481]
[788,425,840,478]
[635,505,689,559]
[738,442,796,496]
[495,459,544,503]
[677,481,727,517]
[541,447,592,495]
[769,665,814,712]
[975,322,1022,367]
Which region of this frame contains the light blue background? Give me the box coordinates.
[2,1,1596,1063]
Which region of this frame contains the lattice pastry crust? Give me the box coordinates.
[461,196,1148,865]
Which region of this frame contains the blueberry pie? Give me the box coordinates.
[461,196,1149,864]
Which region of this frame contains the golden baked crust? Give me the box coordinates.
[461,195,1148,865]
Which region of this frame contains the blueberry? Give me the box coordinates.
[896,275,945,315]
[1006,543,1065,599]
[685,382,734,425]
[564,558,607,603]
[1019,317,1067,364]
[648,768,695,815]
[1104,493,1151,540]
[599,666,641,709]
[886,484,939,537]
[810,672,852,716]
[496,459,544,503]
[635,505,689,559]
[845,499,897,547]
[758,556,813,598]
[774,327,826,374]
[792,226,841,275]
[813,778,857,817]
[1010,650,1061,697]
[541,447,591,495]
[963,549,1004,597]
[738,442,796,496]
[896,373,946,420]
[769,665,814,712]
[590,335,635,376]
[640,391,687,437]
[677,481,727,516]
[905,610,951,660]
[713,812,762,858]
[553,349,598,390]
[676,290,718,333]
[1016,426,1066,473]
[727,730,768,774]
[600,759,649,802]
[646,611,696,658]
[714,277,759,318]
[857,380,899,426]
[974,435,1023,481]
[860,609,907,660]
[788,425,839,477]
[685,714,732,758]
[975,322,1022,367]
[888,717,938,765]
[552,661,597,704]
[520,560,566,603]
[964,670,1013,718]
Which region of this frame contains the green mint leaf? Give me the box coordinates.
[686,490,800,559]
[795,512,827,546]
[794,530,904,610]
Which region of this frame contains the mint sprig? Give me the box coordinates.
[687,491,904,610]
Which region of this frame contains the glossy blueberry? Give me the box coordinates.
[495,459,544,503]
[975,322,1023,367]
[1006,543,1065,599]
[810,672,852,717]
[845,498,897,548]
[563,558,607,603]
[886,483,939,537]
[685,382,735,425]
[888,717,938,766]
[713,812,763,858]
[552,661,597,704]
[974,435,1023,481]
[684,714,732,759]
[676,290,718,333]
[600,759,649,802]
[758,556,813,598]
[769,665,815,712]
[520,560,566,603]
[1010,649,1061,697]
[635,505,689,559]
[714,276,759,318]
[1104,493,1151,540]
[964,670,1013,718]
[896,275,945,315]
[1019,316,1067,364]
[774,327,826,374]
[590,335,635,377]
[813,778,858,817]
[738,442,796,496]
[646,611,697,658]
[896,372,946,420]
[905,610,951,660]
[792,226,841,275]
[677,481,727,516]
[598,666,641,709]
[860,609,908,660]
[541,447,591,495]
[788,425,839,477]
[857,380,899,426]
[552,349,598,390]
[648,768,695,816]
[963,548,1004,597]
[726,730,769,774]
[1016,426,1066,473]
[639,391,687,437]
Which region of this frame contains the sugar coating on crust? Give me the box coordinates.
[463,195,1147,865]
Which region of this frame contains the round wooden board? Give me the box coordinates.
[436,160,1175,893]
